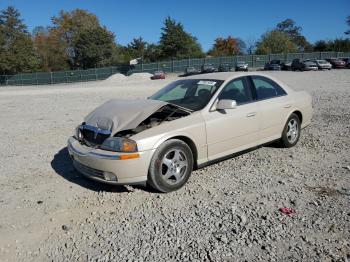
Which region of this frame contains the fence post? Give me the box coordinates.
[36,72,38,85]
[50,72,53,84]
[141,61,144,72]
[157,61,160,70]
[188,57,190,67]
[95,68,97,80]
[172,59,174,72]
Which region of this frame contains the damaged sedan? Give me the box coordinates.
[68,72,312,192]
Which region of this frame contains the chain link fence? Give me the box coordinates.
[1,51,349,86]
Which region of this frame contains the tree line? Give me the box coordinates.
[0,6,349,75]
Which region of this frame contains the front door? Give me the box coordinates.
[203,77,260,160]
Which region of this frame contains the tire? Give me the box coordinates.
[148,139,194,193]
[280,113,301,148]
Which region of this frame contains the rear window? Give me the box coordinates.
[251,76,287,100]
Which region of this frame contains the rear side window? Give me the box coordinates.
[251,76,287,100]
[218,77,253,105]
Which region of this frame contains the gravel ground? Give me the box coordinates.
[0,70,349,262]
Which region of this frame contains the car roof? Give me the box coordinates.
[183,72,295,93]
[183,72,267,80]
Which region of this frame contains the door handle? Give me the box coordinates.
[246,112,257,117]
[284,104,291,108]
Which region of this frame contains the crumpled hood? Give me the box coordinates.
[84,99,168,135]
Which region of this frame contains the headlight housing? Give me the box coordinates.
[75,126,83,141]
[100,137,138,152]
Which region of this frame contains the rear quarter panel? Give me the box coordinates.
[287,91,313,128]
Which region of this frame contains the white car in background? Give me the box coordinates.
[313,59,332,70]
[68,72,313,192]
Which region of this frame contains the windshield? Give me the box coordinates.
[149,79,224,111]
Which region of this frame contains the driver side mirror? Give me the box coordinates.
[216,99,237,110]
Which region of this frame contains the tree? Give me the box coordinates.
[73,27,114,68]
[208,36,240,56]
[313,40,330,52]
[50,9,102,67]
[255,30,298,54]
[32,26,47,36]
[329,38,350,52]
[0,6,39,74]
[236,38,247,54]
[127,37,148,59]
[144,44,162,62]
[313,39,350,52]
[33,28,70,71]
[276,19,312,51]
[346,16,350,35]
[159,16,204,59]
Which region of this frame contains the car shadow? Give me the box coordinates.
[51,147,131,193]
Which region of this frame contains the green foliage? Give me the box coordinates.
[127,37,148,59]
[0,6,40,74]
[159,17,204,59]
[314,38,350,52]
[73,27,114,69]
[255,30,298,55]
[276,19,312,51]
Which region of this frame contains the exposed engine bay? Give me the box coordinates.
[114,104,190,138]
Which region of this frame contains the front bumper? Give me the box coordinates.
[67,137,154,185]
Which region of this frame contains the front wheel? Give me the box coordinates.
[148,139,194,193]
[279,113,301,148]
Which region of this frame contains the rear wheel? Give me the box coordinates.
[148,139,193,193]
[280,113,301,148]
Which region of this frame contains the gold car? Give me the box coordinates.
[68,72,312,192]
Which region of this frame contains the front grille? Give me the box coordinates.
[81,129,109,146]
[80,124,111,146]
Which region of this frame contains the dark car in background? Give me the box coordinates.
[291,59,318,71]
[235,61,248,71]
[264,60,282,71]
[184,66,200,76]
[201,64,216,73]
[151,70,165,80]
[313,59,332,70]
[218,63,232,72]
[325,58,346,69]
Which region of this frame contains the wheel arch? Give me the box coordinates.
[292,110,303,124]
[166,136,198,170]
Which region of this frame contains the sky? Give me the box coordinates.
[0,0,349,51]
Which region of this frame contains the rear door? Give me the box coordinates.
[249,75,291,143]
[203,76,259,160]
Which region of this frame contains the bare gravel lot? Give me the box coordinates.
[0,70,349,261]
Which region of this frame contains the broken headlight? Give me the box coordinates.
[100,137,138,152]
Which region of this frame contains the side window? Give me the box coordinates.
[252,76,286,100]
[218,77,253,104]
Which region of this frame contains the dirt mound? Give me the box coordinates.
[105,73,127,82]
[127,72,153,81]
